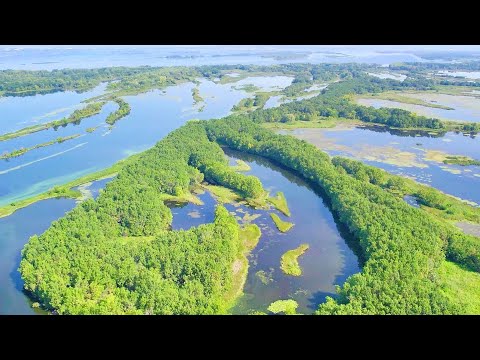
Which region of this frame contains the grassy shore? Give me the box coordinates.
[280,244,309,276]
[225,223,262,311]
[267,191,291,216]
[231,159,251,172]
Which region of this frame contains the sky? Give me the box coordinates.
[1,45,480,52]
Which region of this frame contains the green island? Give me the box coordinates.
[0,102,105,142]
[270,213,294,232]
[443,155,480,166]
[280,244,309,276]
[267,299,299,315]
[86,127,99,133]
[267,191,291,216]
[191,87,204,105]
[0,134,81,160]
[105,98,131,125]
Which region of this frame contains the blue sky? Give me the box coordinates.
[1,45,480,51]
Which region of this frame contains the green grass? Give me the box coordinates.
[267,299,299,315]
[233,84,260,93]
[231,159,251,172]
[280,244,309,276]
[267,191,291,216]
[158,191,204,206]
[225,223,262,312]
[0,134,81,160]
[203,184,241,204]
[439,261,480,314]
[270,213,294,232]
[86,127,98,133]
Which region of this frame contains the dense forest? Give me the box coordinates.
[20,122,266,314]
[204,116,480,314]
[21,113,480,314]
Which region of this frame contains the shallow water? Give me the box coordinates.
[357,95,480,123]
[0,178,112,315]
[437,71,480,79]
[283,125,480,205]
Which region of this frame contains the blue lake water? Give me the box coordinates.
[0,46,438,70]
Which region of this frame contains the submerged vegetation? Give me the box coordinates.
[270,213,294,233]
[280,244,309,276]
[0,134,81,160]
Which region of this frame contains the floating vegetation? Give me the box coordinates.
[255,268,275,285]
[280,244,309,276]
[267,299,299,315]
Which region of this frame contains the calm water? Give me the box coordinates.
[227,150,360,314]
[0,46,436,71]
[284,126,480,205]
[169,149,360,314]
[0,77,293,207]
